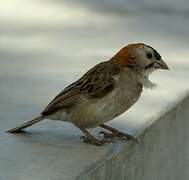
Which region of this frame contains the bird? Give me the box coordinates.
[7,43,169,146]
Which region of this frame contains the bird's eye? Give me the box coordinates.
[147,53,153,59]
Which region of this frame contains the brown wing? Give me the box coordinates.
[41,61,120,115]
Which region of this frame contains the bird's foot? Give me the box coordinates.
[99,130,138,144]
[80,136,112,146]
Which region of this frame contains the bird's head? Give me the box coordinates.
[111,43,169,88]
[111,43,169,75]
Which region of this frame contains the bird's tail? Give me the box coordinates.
[7,115,45,133]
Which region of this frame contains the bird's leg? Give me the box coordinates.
[76,125,112,146]
[99,124,138,144]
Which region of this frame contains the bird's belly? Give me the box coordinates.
[69,85,141,128]
[46,110,69,121]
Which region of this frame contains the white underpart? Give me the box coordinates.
[138,69,157,89]
[141,76,157,89]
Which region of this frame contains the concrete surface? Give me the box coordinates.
[0,0,189,180]
[78,93,189,180]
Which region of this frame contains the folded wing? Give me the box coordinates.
[41,61,120,115]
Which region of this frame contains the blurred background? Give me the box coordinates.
[1,0,189,129]
[1,2,189,179]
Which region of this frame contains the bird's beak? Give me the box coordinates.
[155,59,169,70]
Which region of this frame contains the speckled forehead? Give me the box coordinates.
[136,43,144,49]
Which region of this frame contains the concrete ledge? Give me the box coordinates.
[77,92,189,180]
[1,91,189,180]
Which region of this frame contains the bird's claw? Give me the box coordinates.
[123,133,139,144]
[80,136,112,146]
[99,131,139,144]
[99,131,114,139]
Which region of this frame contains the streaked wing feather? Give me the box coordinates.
[41,87,83,115]
[41,61,120,115]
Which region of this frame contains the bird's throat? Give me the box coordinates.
[138,75,157,89]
